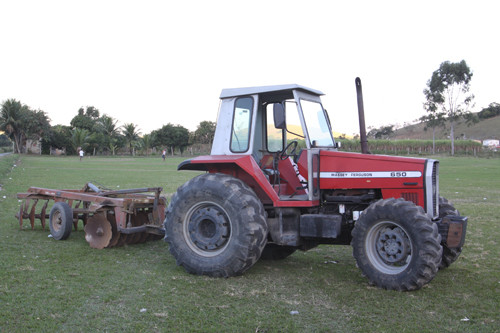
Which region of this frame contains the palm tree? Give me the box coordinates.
[108,139,118,156]
[95,115,119,154]
[121,123,140,155]
[71,128,91,153]
[97,115,119,137]
[0,99,24,153]
[138,133,155,156]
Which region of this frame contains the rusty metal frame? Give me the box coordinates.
[16,184,166,234]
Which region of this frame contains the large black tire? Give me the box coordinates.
[260,244,296,260]
[164,173,268,277]
[49,202,73,240]
[439,197,462,269]
[351,198,442,291]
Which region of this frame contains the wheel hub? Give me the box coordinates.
[52,212,62,231]
[188,206,229,251]
[376,227,410,264]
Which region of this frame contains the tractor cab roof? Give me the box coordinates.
[220,84,324,99]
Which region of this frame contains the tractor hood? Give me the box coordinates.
[318,150,440,218]
[319,150,439,218]
[319,150,430,190]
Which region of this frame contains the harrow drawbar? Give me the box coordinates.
[16,183,166,249]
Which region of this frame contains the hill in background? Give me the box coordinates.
[390,115,500,141]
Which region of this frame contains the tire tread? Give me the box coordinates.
[352,198,442,291]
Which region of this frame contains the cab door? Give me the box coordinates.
[292,90,331,202]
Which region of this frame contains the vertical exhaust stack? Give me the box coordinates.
[355,77,370,154]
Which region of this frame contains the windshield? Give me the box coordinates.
[299,99,335,147]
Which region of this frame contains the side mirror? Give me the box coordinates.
[273,103,286,129]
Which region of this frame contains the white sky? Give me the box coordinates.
[1,0,498,136]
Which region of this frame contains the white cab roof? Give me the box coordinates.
[220,84,324,99]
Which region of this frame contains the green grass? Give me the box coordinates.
[0,155,499,332]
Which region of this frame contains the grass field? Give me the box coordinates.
[0,154,499,332]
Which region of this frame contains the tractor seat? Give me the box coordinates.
[260,154,308,198]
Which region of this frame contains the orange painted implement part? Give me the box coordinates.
[16,183,166,248]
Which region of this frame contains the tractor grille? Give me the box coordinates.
[432,162,439,216]
[424,160,439,219]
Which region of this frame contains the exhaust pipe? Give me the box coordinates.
[355,77,370,154]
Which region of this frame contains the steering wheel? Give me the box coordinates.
[280,141,298,160]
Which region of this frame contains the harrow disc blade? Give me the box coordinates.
[84,214,112,249]
[106,216,121,248]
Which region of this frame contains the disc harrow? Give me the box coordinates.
[16,183,166,248]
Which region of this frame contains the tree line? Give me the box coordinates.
[0,101,215,156]
[2,59,496,157]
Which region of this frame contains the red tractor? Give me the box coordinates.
[164,79,467,291]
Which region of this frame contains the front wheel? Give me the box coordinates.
[351,198,442,291]
[164,173,268,277]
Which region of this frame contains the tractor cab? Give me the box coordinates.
[205,84,339,203]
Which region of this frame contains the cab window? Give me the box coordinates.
[230,97,253,152]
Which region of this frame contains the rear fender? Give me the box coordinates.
[178,155,278,205]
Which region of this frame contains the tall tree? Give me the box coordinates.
[1,99,51,154]
[423,60,474,155]
[23,109,51,141]
[47,125,75,154]
[193,121,216,144]
[70,106,100,131]
[0,99,24,153]
[122,123,140,155]
[153,123,190,155]
[174,125,190,154]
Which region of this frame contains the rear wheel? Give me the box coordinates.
[439,197,463,269]
[352,198,442,291]
[165,173,267,277]
[49,202,73,240]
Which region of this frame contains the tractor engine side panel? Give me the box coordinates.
[319,151,427,209]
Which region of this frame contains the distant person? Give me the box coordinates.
[79,149,84,161]
[162,149,166,161]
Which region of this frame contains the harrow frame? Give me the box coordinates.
[16,183,166,248]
